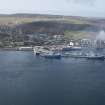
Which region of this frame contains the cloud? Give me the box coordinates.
[65,0,95,5]
[0,0,104,17]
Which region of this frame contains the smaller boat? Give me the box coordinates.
[85,52,105,60]
[34,49,40,56]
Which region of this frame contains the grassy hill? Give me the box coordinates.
[0,13,100,26]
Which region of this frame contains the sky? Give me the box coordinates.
[0,0,105,17]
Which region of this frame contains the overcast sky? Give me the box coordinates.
[0,0,105,17]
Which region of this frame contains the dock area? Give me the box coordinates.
[33,45,105,60]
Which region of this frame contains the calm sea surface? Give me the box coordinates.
[0,51,104,105]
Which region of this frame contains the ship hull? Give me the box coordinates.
[44,55,61,59]
[86,56,104,60]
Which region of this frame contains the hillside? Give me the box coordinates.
[0,14,105,46]
[16,21,99,35]
[0,13,104,26]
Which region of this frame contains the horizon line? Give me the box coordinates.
[0,12,104,19]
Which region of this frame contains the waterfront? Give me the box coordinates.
[0,51,104,105]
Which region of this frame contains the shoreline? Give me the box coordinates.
[0,48,33,51]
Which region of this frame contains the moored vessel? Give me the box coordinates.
[86,55,104,60]
[43,52,61,59]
